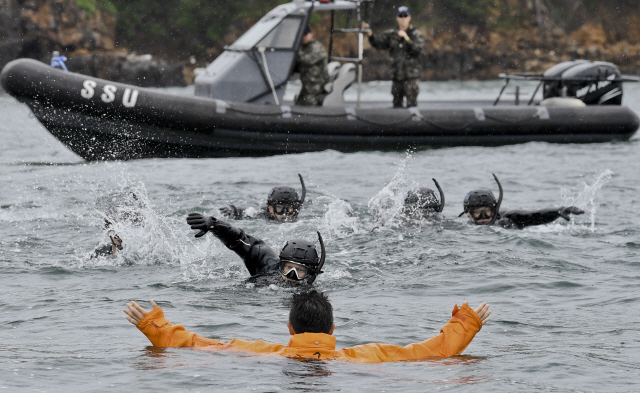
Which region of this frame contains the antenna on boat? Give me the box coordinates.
[356,1,363,107]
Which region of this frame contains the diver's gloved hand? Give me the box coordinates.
[559,206,585,221]
[187,213,217,238]
[219,205,238,218]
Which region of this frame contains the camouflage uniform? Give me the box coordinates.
[369,26,424,107]
[295,39,330,106]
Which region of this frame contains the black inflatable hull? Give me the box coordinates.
[2,59,638,161]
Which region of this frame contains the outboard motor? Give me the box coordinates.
[542,60,588,99]
[543,60,623,105]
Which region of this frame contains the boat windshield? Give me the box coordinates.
[232,16,282,49]
[231,16,302,50]
[257,17,302,49]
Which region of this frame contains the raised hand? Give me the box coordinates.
[186,212,216,238]
[124,300,158,325]
[463,302,491,325]
[362,22,372,37]
[559,206,585,221]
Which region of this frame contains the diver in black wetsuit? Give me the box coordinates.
[91,191,146,258]
[459,174,585,229]
[219,174,306,222]
[92,231,123,258]
[186,213,325,286]
[402,178,445,219]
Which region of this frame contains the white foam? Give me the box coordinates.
[321,197,362,239]
[367,152,419,229]
[561,169,613,232]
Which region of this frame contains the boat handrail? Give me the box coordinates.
[329,56,363,63]
[499,72,640,82]
[305,0,373,11]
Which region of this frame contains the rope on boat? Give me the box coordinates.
[215,104,544,131]
[484,114,540,124]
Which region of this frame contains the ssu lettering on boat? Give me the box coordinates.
[81,80,139,108]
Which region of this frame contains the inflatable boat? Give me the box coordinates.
[1,0,638,161]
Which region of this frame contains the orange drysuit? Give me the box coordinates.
[136,303,482,363]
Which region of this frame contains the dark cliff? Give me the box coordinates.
[1,0,640,86]
[0,0,185,87]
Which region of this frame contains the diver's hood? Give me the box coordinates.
[404,179,445,214]
[267,174,306,210]
[459,173,503,225]
[268,186,299,204]
[279,231,325,284]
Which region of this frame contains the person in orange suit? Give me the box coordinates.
[124,291,491,363]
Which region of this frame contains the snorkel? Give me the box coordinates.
[304,231,325,285]
[432,178,445,213]
[315,231,326,276]
[489,173,503,225]
[298,173,306,208]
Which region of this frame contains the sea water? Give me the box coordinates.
[1,81,639,392]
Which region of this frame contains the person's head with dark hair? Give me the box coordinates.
[288,290,334,335]
[302,26,314,45]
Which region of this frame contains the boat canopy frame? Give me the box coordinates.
[316,0,375,107]
[275,0,376,106]
[493,71,640,106]
[194,0,374,105]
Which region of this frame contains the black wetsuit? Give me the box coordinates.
[92,243,115,258]
[492,207,580,229]
[220,204,271,220]
[209,219,282,284]
[220,204,300,223]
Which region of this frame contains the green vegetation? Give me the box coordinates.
[109,0,289,57]
[75,0,116,17]
[100,0,638,59]
[74,0,97,16]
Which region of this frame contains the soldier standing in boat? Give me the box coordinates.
[363,6,424,108]
[295,26,330,106]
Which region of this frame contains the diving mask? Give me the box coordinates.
[280,260,311,280]
[471,207,494,220]
[274,203,295,216]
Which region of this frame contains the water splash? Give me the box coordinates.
[561,169,613,232]
[87,175,254,283]
[367,152,418,229]
[80,180,206,271]
[320,197,361,239]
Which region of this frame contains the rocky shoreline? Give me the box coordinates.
[0,0,185,87]
[1,0,639,88]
